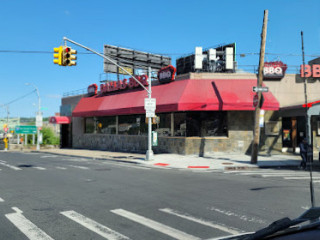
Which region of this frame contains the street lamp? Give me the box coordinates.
[25,83,41,150]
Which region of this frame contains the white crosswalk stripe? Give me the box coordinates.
[159,208,241,235]
[111,208,201,240]
[61,210,130,240]
[6,208,54,240]
[0,161,22,170]
[68,165,89,170]
[224,169,320,182]
[32,167,46,170]
[40,155,58,158]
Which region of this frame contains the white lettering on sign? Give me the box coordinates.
[159,71,172,80]
[263,67,282,75]
[158,65,176,84]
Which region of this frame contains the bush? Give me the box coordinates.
[40,127,60,145]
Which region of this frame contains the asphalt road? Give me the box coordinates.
[0,151,319,240]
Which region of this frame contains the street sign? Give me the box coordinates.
[15,126,37,134]
[144,98,156,110]
[253,94,259,108]
[145,98,156,118]
[253,86,269,92]
[36,114,43,127]
[146,111,155,118]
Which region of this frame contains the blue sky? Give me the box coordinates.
[0,0,319,118]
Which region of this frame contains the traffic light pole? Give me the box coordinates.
[62,37,154,160]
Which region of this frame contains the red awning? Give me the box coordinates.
[49,116,71,124]
[72,79,279,117]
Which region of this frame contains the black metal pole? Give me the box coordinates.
[301,31,315,208]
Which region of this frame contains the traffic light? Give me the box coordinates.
[62,47,77,66]
[53,46,63,65]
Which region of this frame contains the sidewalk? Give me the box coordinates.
[22,148,311,171]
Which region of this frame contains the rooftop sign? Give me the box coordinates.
[158,65,176,84]
[99,75,149,94]
[301,64,320,78]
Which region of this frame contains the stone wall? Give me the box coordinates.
[72,111,256,155]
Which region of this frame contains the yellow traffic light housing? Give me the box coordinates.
[62,47,77,66]
[53,46,63,65]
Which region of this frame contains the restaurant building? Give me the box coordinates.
[53,48,320,156]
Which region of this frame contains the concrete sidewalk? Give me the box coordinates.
[20,148,310,171]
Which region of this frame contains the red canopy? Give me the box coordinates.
[72,79,279,117]
[49,116,71,124]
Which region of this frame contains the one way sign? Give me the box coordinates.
[253,86,269,92]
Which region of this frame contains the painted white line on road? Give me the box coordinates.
[61,210,129,240]
[0,197,4,202]
[33,167,46,170]
[260,173,310,177]
[209,207,266,224]
[111,209,200,240]
[68,165,89,170]
[12,207,23,214]
[284,177,320,180]
[40,155,57,158]
[6,210,54,240]
[0,162,22,171]
[159,208,241,235]
[56,167,67,170]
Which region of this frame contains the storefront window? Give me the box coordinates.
[85,117,95,134]
[119,115,145,135]
[199,112,228,137]
[96,116,116,134]
[154,113,171,136]
[174,113,187,137]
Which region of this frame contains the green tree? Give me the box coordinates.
[40,127,60,145]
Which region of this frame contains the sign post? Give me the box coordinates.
[146,67,155,160]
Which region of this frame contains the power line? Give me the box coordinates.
[0,49,319,58]
[3,90,36,106]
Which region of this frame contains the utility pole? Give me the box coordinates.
[251,10,268,164]
[301,31,315,208]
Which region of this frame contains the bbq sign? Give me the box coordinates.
[263,61,287,80]
[100,75,149,94]
[87,84,98,96]
[158,65,176,84]
[300,64,320,78]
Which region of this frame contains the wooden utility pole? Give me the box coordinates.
[251,10,268,164]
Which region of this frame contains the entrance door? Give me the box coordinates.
[282,117,292,148]
[61,124,70,148]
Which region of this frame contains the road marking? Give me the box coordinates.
[209,207,266,224]
[111,209,200,240]
[61,210,129,240]
[0,161,22,170]
[6,209,54,240]
[56,167,67,170]
[12,207,23,214]
[33,167,46,170]
[40,155,57,158]
[68,165,89,170]
[159,208,241,235]
[0,197,4,202]
[284,177,320,180]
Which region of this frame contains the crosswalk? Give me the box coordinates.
[3,206,247,240]
[223,169,320,183]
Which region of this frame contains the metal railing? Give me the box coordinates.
[62,88,87,97]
